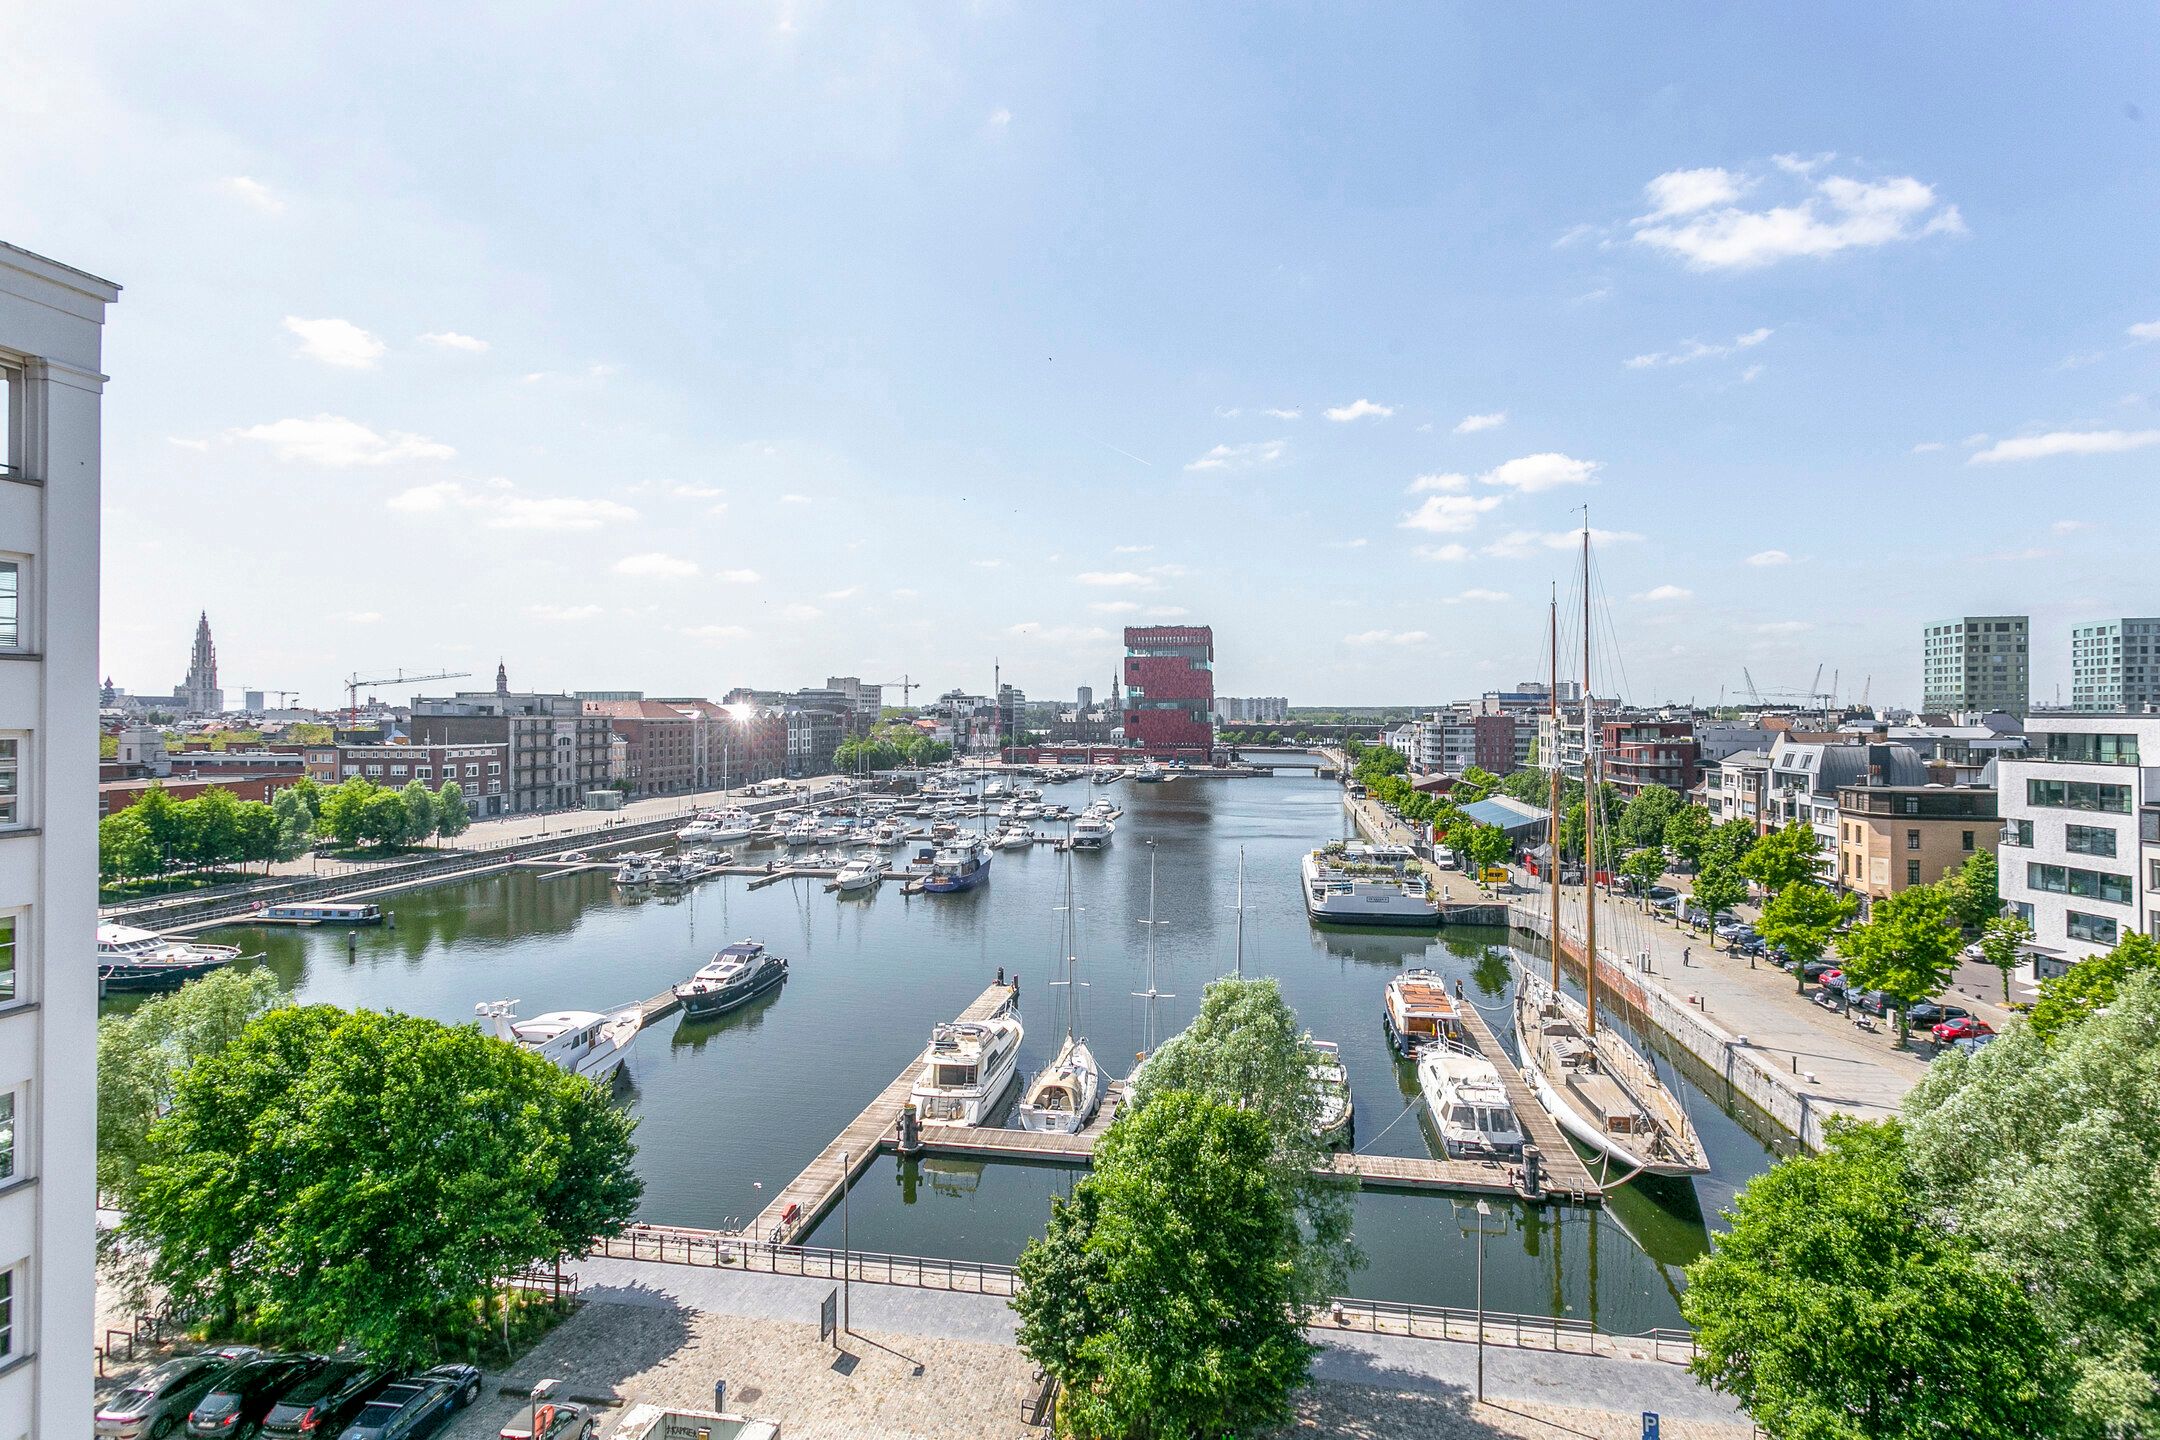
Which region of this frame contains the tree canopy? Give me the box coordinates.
[1690,863,1750,945]
[1013,1092,1315,1440]
[1976,913,2033,1003]
[1740,821,1822,896]
[1683,1121,2070,1440]
[127,1004,640,1367]
[1940,850,2000,933]
[1661,803,1714,870]
[1128,976,1358,1304]
[1755,882,1859,991]
[1837,884,1963,1042]
[2027,930,2158,1042]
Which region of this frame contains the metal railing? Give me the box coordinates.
[591,1226,1697,1364]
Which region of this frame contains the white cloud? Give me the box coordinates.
[613,552,700,579]
[1407,472,1469,493]
[1325,398,1394,423]
[1636,584,1693,601]
[1553,223,1599,249]
[781,603,823,621]
[1484,527,1641,559]
[1632,165,1963,271]
[1448,588,1510,604]
[1772,151,1835,176]
[1008,622,1113,644]
[1413,543,1471,562]
[335,610,383,624]
[1090,601,1143,614]
[715,568,761,584]
[1739,364,1765,384]
[1147,606,1191,618]
[218,176,284,214]
[2126,320,2160,342]
[418,331,489,353]
[1331,538,1370,550]
[1479,452,1600,493]
[1625,327,1773,369]
[283,316,386,368]
[668,482,725,498]
[1075,570,1155,588]
[166,437,209,452]
[988,107,1012,128]
[1453,411,1507,434]
[1968,429,2160,464]
[1638,167,1746,221]
[822,586,861,601]
[1910,441,1945,454]
[2051,519,2093,535]
[1753,620,1813,636]
[1345,630,1428,647]
[1962,433,1990,448]
[1260,406,1302,420]
[972,559,1009,570]
[680,624,749,642]
[890,588,920,600]
[1398,494,1504,534]
[1184,439,1287,472]
[1745,549,1792,567]
[230,415,453,466]
[1112,544,1155,554]
[779,493,812,504]
[527,603,604,622]
[384,480,635,531]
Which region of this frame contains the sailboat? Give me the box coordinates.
[1017,854,1104,1133]
[1513,528,1711,1180]
[1127,839,1176,1087]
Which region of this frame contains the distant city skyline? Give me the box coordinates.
[12,6,2157,706]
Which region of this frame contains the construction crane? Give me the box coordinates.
[344,668,470,727]
[877,676,920,709]
[240,686,302,708]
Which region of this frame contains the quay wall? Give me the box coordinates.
[1508,907,1829,1151]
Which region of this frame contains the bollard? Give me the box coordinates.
[1521,1144,1543,1196]
[713,1379,727,1413]
[386,910,396,930]
[996,965,1005,985]
[897,1103,923,1157]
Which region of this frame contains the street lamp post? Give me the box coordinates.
[840,1147,851,1337]
[1475,1199,1489,1401]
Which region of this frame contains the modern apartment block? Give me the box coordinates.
[1122,624,1214,761]
[0,243,120,1435]
[1212,695,1289,724]
[1997,715,2160,976]
[1921,615,2029,714]
[2070,618,2160,713]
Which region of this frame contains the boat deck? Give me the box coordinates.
[1454,991,1602,1201]
[747,980,1019,1245]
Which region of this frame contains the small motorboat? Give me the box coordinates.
[1382,968,1465,1056]
[1418,1044,1525,1160]
[672,941,788,1019]
[834,859,881,894]
[1307,1039,1355,1148]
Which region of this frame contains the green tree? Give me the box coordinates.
[1620,783,1682,850]
[316,778,380,848]
[270,788,315,861]
[359,788,416,847]
[1662,803,1714,871]
[2026,931,2158,1042]
[232,800,282,873]
[1941,850,2000,933]
[1756,881,1860,991]
[1976,913,2032,1003]
[1013,1092,1315,1439]
[398,780,438,846]
[1838,884,1963,1045]
[99,810,160,885]
[130,786,187,871]
[1463,822,1511,877]
[1903,973,2160,1436]
[97,968,287,1203]
[1453,765,1501,803]
[1704,816,1758,869]
[1618,846,1666,899]
[127,1005,640,1365]
[185,787,246,871]
[434,781,471,843]
[1690,863,1750,947]
[1128,977,1358,1304]
[1741,820,1821,896]
[1683,1121,2070,1440]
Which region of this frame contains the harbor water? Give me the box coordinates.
[206,770,1779,1333]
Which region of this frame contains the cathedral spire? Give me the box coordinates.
[495,658,509,695]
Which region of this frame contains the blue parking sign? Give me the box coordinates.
[1642,1414,1659,1440]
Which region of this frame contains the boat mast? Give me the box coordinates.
[1548,586,1562,992]
[1234,846,1246,979]
[1054,850,1079,1042]
[1132,839,1172,1055]
[1581,518,1598,1037]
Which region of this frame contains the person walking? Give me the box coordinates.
[1683,945,1692,968]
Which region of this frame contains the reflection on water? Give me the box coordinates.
[186,771,1771,1326]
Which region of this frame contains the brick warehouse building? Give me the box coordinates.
[1122,624,1215,761]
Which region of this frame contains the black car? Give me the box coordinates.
[1801,959,1841,982]
[419,1365,483,1409]
[259,1359,384,1438]
[338,1377,462,1440]
[1905,1000,1971,1028]
[187,1356,326,1438]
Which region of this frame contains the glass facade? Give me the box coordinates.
[2041,731,2140,765]
[2064,824,2119,858]
[2026,778,2132,813]
[2067,910,2120,945]
[2027,862,2133,906]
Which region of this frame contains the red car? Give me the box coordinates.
[1931,1015,1995,1044]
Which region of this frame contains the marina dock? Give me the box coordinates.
[748,980,1020,1245]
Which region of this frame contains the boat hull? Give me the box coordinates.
[676,961,788,1019]
[99,959,229,992]
[1511,979,1708,1178]
[1307,903,1442,928]
[923,864,991,893]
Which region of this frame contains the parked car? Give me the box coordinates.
[1905,1001,1971,1029]
[1931,1015,1996,1044]
[259,1359,385,1439]
[1952,1033,1999,1056]
[1645,884,1680,903]
[96,1355,241,1440]
[1713,918,1753,940]
[1849,988,1892,1016]
[187,1355,326,1438]
[1650,893,1685,915]
[498,1400,599,1440]
[419,1365,483,1409]
[1819,968,1848,993]
[1801,959,1841,982]
[337,1376,463,1440]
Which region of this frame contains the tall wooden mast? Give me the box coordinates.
[1581,520,1599,1037]
[1548,587,1563,992]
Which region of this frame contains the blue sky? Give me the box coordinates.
[9,4,2158,709]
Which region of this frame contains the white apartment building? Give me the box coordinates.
[2070,619,2160,713]
[1998,715,2160,977]
[0,244,120,1436]
[1212,696,1289,724]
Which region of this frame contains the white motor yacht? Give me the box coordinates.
[1418,1045,1527,1161]
[871,820,909,848]
[908,1011,1024,1126]
[1070,815,1113,850]
[1307,1039,1355,1148]
[783,818,819,847]
[993,826,1034,850]
[834,859,881,894]
[676,818,725,842]
[477,1000,641,1082]
[613,855,657,887]
[1302,841,1440,928]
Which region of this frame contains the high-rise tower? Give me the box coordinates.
[179,611,222,714]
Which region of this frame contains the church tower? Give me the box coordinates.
[495,658,510,695]
[181,612,222,714]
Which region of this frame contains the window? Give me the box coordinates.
[0,560,18,649]
[416,767,432,780]
[2041,732,2140,766]
[489,760,502,774]
[2067,910,2119,945]
[0,1266,10,1357]
[2013,901,2034,925]
[0,1091,11,1179]
[0,916,12,1002]
[2027,863,2133,905]
[1961,830,1976,852]
[389,765,407,777]
[364,764,382,777]
[1906,830,1921,851]
[2065,825,2118,858]
[0,738,17,826]
[1907,860,1921,886]
[2026,779,2131,813]
[2004,819,2033,847]
[465,764,479,778]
